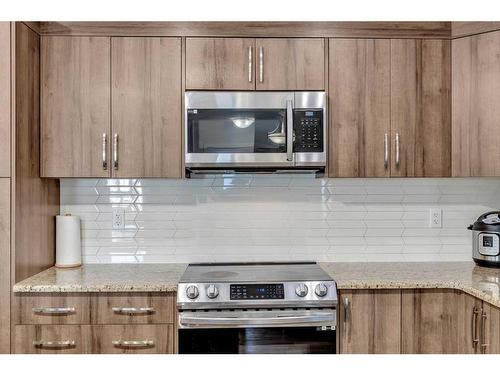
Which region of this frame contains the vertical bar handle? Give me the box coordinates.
[472,307,480,349]
[395,133,400,168]
[384,133,389,169]
[286,99,294,162]
[248,46,252,83]
[343,297,350,339]
[113,133,119,170]
[102,133,108,170]
[480,311,489,353]
[259,46,264,83]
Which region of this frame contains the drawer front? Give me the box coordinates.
[14,325,91,354]
[91,293,175,324]
[15,294,91,325]
[91,324,174,354]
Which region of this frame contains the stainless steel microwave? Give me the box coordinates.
[185,91,326,172]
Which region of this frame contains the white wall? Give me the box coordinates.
[60,175,500,263]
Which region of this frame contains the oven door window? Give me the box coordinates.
[187,109,287,153]
[179,327,335,354]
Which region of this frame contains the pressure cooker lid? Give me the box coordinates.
[469,211,500,231]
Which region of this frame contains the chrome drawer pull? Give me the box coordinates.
[33,340,75,349]
[112,307,155,315]
[112,340,154,349]
[248,46,253,83]
[102,133,108,170]
[395,132,401,167]
[259,46,264,83]
[384,133,389,169]
[480,311,489,353]
[472,307,480,348]
[113,133,119,170]
[32,307,76,315]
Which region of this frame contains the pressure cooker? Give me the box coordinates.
[468,211,500,267]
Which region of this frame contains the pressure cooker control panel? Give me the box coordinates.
[293,109,323,153]
[479,233,500,256]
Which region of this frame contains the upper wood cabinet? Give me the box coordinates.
[0,23,10,177]
[111,37,182,178]
[452,31,500,177]
[41,36,182,178]
[185,37,325,91]
[329,39,391,178]
[41,36,111,178]
[185,38,255,90]
[255,38,325,90]
[329,38,451,178]
[338,289,401,354]
[390,39,451,177]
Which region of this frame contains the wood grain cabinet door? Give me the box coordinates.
[390,39,451,177]
[480,301,500,354]
[0,23,10,177]
[338,289,401,354]
[329,39,391,177]
[14,325,92,354]
[186,38,255,90]
[255,38,325,91]
[452,31,500,176]
[111,37,182,178]
[41,36,111,178]
[401,289,480,354]
[0,179,10,353]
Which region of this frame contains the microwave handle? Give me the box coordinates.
[286,99,293,162]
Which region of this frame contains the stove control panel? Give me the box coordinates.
[230,284,284,300]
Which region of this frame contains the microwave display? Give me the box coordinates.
[293,109,324,153]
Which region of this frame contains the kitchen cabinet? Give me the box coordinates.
[329,39,391,177]
[390,39,451,177]
[338,289,401,354]
[0,23,10,177]
[328,38,450,178]
[401,289,479,354]
[111,37,182,178]
[452,31,500,176]
[185,38,255,90]
[41,36,111,178]
[478,300,500,354]
[255,38,325,90]
[14,325,92,354]
[0,179,10,353]
[185,37,325,91]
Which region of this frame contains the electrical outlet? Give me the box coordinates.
[112,208,125,230]
[429,208,442,228]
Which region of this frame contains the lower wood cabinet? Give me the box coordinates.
[478,300,500,354]
[14,324,174,354]
[338,289,401,354]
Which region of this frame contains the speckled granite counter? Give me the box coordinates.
[320,262,500,308]
[12,261,500,309]
[13,263,187,293]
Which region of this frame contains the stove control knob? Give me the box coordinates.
[186,285,199,299]
[295,283,309,297]
[315,283,328,297]
[206,284,219,299]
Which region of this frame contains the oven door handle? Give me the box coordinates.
[286,99,294,163]
[179,310,336,329]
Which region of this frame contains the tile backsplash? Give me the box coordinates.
[60,175,500,264]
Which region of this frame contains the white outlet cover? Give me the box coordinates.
[429,208,442,228]
[112,208,125,229]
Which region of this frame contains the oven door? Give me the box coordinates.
[185,92,295,168]
[178,309,336,354]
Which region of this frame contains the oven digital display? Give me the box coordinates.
[230,284,284,300]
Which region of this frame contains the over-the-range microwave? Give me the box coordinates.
[184,91,326,175]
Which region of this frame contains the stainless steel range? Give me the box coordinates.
[177,262,337,354]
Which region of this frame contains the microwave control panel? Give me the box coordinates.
[293,109,324,153]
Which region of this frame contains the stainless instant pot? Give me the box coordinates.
[468,211,500,267]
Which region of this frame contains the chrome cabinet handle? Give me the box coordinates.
[343,297,350,323]
[286,99,294,162]
[112,307,155,315]
[480,311,488,353]
[248,46,252,83]
[395,133,400,168]
[32,307,76,315]
[102,133,108,170]
[113,133,119,170]
[259,46,263,83]
[33,340,75,349]
[112,340,154,349]
[384,133,389,169]
[472,307,480,348]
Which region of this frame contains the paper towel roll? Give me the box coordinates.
[56,214,82,268]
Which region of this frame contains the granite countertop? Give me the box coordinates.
[12,261,500,308]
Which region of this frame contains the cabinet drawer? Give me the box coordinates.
[14,325,91,354]
[90,293,175,324]
[15,294,91,325]
[91,324,174,354]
